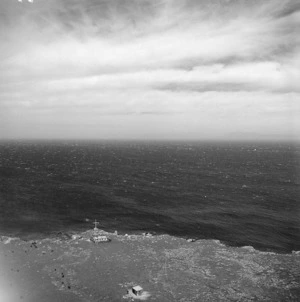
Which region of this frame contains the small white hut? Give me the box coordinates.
[132,285,143,296]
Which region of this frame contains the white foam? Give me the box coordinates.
[0,236,19,244]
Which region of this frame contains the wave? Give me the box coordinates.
[0,236,20,244]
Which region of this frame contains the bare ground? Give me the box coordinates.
[0,230,299,302]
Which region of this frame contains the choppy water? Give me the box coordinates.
[0,140,299,253]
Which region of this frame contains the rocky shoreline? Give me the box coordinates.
[1,229,300,301]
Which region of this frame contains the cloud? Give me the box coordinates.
[2,1,298,85]
[0,0,299,140]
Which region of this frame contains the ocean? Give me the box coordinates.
[0,140,299,253]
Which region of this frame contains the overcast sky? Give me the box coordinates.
[0,0,299,140]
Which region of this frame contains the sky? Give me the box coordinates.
[0,0,299,141]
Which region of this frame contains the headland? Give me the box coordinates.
[0,229,299,302]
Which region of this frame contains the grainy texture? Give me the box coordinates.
[1,230,299,302]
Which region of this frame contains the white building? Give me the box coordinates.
[132,285,143,296]
[90,235,110,243]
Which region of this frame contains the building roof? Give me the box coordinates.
[132,285,143,291]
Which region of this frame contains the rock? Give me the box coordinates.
[56,232,72,241]
[187,239,196,242]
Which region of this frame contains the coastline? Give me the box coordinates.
[1,226,299,255]
[1,229,300,302]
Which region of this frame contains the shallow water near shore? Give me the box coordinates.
[0,140,299,253]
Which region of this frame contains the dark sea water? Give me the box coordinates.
[0,140,299,253]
